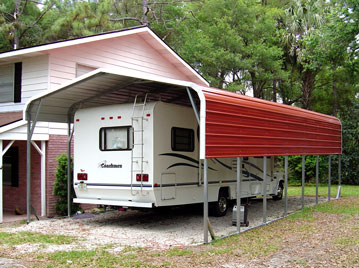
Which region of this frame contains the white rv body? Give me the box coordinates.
[73,102,283,210]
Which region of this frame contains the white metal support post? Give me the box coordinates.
[26,112,32,224]
[67,115,75,218]
[316,155,319,205]
[263,156,267,223]
[203,159,208,243]
[302,155,305,210]
[0,140,2,224]
[337,155,341,199]
[236,157,241,233]
[284,156,288,216]
[41,141,46,216]
[328,156,331,201]
[31,141,46,216]
[186,87,201,186]
[27,100,42,224]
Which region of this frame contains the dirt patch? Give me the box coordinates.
[1,196,358,267]
[1,196,326,253]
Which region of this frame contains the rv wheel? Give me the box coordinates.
[272,182,284,201]
[212,190,228,217]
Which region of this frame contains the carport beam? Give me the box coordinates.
[301,155,305,210]
[203,159,208,243]
[26,112,32,224]
[284,156,288,216]
[67,116,74,218]
[0,140,2,224]
[328,156,331,201]
[26,100,42,224]
[337,156,341,199]
[263,156,267,223]
[316,155,319,205]
[186,87,201,186]
[236,157,241,233]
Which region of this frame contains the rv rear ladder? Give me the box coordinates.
[130,94,149,196]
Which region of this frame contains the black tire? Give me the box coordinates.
[272,182,284,201]
[212,189,228,217]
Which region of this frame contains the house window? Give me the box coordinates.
[99,126,134,151]
[171,127,194,152]
[3,147,19,187]
[0,62,22,103]
[14,62,22,103]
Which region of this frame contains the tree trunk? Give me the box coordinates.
[250,71,262,98]
[142,0,148,26]
[13,0,21,49]
[272,80,277,102]
[332,66,338,117]
[301,69,314,109]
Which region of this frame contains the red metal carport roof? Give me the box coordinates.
[24,69,342,159]
[203,87,342,158]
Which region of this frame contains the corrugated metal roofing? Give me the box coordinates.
[203,87,341,157]
[25,69,342,159]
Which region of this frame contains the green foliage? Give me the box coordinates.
[288,155,329,183]
[338,101,359,185]
[53,153,79,216]
[0,0,58,50]
[178,0,286,98]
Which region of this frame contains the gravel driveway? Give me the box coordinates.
[1,196,327,253]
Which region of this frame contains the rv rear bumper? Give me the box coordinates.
[73,198,154,208]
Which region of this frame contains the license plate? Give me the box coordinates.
[78,183,87,190]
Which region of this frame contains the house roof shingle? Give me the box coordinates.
[0,111,23,127]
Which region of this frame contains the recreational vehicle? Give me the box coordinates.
[73,101,284,216]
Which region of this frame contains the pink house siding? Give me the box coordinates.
[48,34,191,89]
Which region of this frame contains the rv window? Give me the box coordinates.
[171,127,194,152]
[99,126,133,151]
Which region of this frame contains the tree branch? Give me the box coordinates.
[162,10,197,41]
[110,17,143,24]
[143,1,198,4]
[19,2,55,40]
[0,11,15,22]
[19,0,29,17]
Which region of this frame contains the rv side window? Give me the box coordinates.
[171,127,194,152]
[99,126,133,151]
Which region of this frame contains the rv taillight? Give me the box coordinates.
[136,174,149,182]
[77,173,88,180]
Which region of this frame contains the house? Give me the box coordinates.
[0,26,208,222]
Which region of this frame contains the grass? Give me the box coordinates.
[0,231,75,245]
[3,184,359,268]
[287,183,359,197]
[38,249,123,268]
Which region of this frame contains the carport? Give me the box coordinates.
[24,68,342,243]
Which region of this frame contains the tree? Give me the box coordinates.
[302,0,359,116]
[0,0,54,50]
[178,0,286,97]
[280,0,329,109]
[337,101,359,185]
[53,153,79,216]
